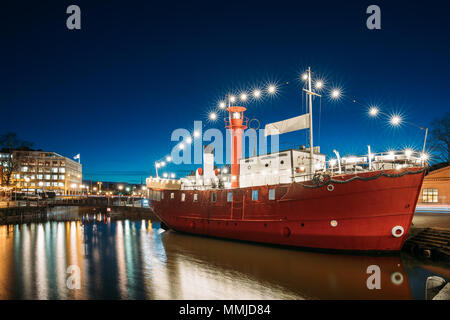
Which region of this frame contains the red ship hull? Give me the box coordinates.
[150,167,425,251]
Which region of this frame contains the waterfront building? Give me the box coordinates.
[418,165,450,206]
[0,150,82,195]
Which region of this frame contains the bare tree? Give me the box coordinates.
[428,113,450,165]
[0,132,34,187]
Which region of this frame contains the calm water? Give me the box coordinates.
[0,207,449,300]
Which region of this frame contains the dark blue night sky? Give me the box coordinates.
[3,0,450,183]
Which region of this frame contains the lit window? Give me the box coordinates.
[252,190,258,201]
[170,192,174,199]
[59,175,65,180]
[52,175,58,180]
[211,193,217,202]
[59,182,64,187]
[45,174,50,180]
[52,168,58,173]
[181,193,185,202]
[193,194,198,202]
[37,174,43,179]
[227,192,232,202]
[422,188,438,203]
[52,182,58,187]
[59,168,65,173]
[21,166,28,172]
[269,189,275,200]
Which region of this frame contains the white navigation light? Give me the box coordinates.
[253,89,261,98]
[219,101,226,109]
[166,156,172,162]
[331,89,341,99]
[369,107,379,117]
[240,93,248,101]
[267,85,276,94]
[390,115,402,126]
[209,112,217,120]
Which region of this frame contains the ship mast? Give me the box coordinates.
[307,67,314,176]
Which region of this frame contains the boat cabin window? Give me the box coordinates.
[227,192,232,202]
[181,193,185,202]
[252,190,258,201]
[211,193,217,202]
[193,194,198,202]
[170,192,174,199]
[269,189,275,200]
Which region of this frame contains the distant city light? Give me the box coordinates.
[369,107,379,117]
[170,173,176,178]
[209,112,217,120]
[267,85,276,94]
[126,187,130,192]
[160,161,166,167]
[253,89,261,98]
[163,173,168,178]
[166,156,172,162]
[390,115,402,126]
[240,93,248,101]
[118,185,123,190]
[330,89,341,99]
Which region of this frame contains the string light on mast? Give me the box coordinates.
[253,89,261,98]
[369,106,379,117]
[330,88,341,99]
[390,114,402,126]
[209,112,217,121]
[267,84,277,94]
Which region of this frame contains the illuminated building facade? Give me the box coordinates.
[0,150,82,195]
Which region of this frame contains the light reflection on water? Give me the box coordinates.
[0,210,448,300]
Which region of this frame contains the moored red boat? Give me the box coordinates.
[147,67,427,252]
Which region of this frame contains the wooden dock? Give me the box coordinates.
[403,227,450,263]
